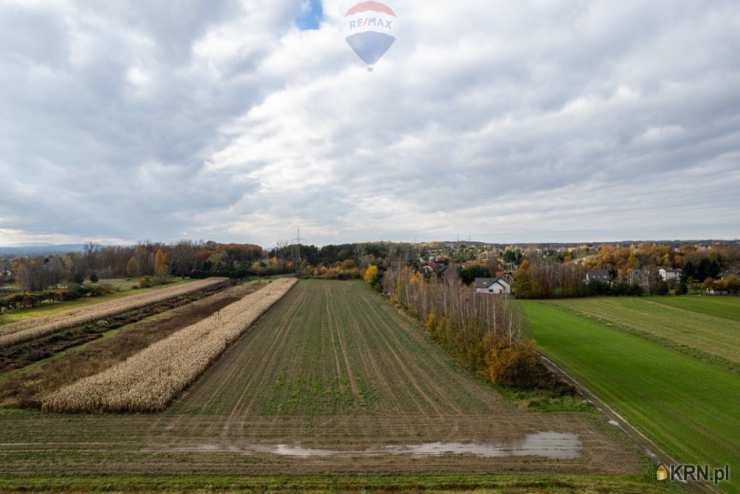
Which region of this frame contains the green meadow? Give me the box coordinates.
[523,299,740,494]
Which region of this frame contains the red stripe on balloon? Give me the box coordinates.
[345,1,396,17]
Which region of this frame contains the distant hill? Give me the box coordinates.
[0,244,86,257]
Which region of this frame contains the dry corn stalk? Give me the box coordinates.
[42,277,297,413]
[0,278,228,348]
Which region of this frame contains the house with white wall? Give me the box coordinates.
[474,277,511,295]
[658,268,681,282]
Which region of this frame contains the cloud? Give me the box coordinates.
[1,0,739,247]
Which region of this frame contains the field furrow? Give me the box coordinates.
[524,300,740,494]
[42,278,297,412]
[0,278,229,348]
[648,295,740,322]
[549,296,740,368]
[0,281,267,407]
[0,280,642,481]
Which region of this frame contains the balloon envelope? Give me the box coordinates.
[345,32,396,66]
[344,2,397,67]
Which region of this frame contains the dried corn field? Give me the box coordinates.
[42,278,297,413]
[0,278,228,348]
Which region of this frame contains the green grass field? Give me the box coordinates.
[648,296,740,322]
[523,300,740,494]
[548,297,740,370]
[0,278,191,326]
[0,473,681,493]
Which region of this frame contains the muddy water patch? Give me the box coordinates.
[168,444,337,457]
[162,432,581,460]
[257,445,337,457]
[385,432,581,460]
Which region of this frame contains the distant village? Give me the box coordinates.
[1,240,739,303]
[411,240,740,297]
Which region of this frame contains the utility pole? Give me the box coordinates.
[293,227,302,268]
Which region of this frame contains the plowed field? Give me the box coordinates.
[0,281,641,480]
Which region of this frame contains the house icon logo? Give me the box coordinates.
[656,464,669,481]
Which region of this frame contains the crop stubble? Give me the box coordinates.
[42,278,297,412]
[0,280,641,478]
[0,278,228,348]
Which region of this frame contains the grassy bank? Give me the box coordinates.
[523,300,740,494]
[0,473,682,493]
[547,297,740,371]
[648,295,740,322]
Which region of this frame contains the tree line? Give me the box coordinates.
[3,241,276,292]
[377,261,556,389]
[510,244,740,298]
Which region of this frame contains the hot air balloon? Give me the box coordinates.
[344,1,397,70]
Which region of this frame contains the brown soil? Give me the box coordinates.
[0,280,643,479]
[0,280,233,374]
[0,282,265,408]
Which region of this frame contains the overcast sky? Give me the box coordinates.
[1,0,739,247]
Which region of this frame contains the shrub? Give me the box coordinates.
[655,280,670,296]
[86,283,114,297]
[485,339,540,387]
[363,265,379,285]
[459,263,491,285]
[152,275,172,286]
[89,273,99,283]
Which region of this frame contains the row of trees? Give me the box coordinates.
[585,244,739,283]
[458,262,496,285]
[269,242,395,267]
[512,260,590,299]
[379,263,545,387]
[682,254,723,283]
[4,240,410,293]
[507,243,740,299]
[301,260,362,280]
[511,259,657,298]
[5,239,738,298]
[703,276,740,294]
[586,244,682,274]
[4,242,271,292]
[268,242,423,281]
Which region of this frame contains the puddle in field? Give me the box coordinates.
[169,444,337,457]
[260,445,337,457]
[166,432,581,460]
[385,432,581,460]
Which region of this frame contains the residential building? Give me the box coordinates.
[585,269,611,284]
[658,268,681,282]
[473,277,512,295]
